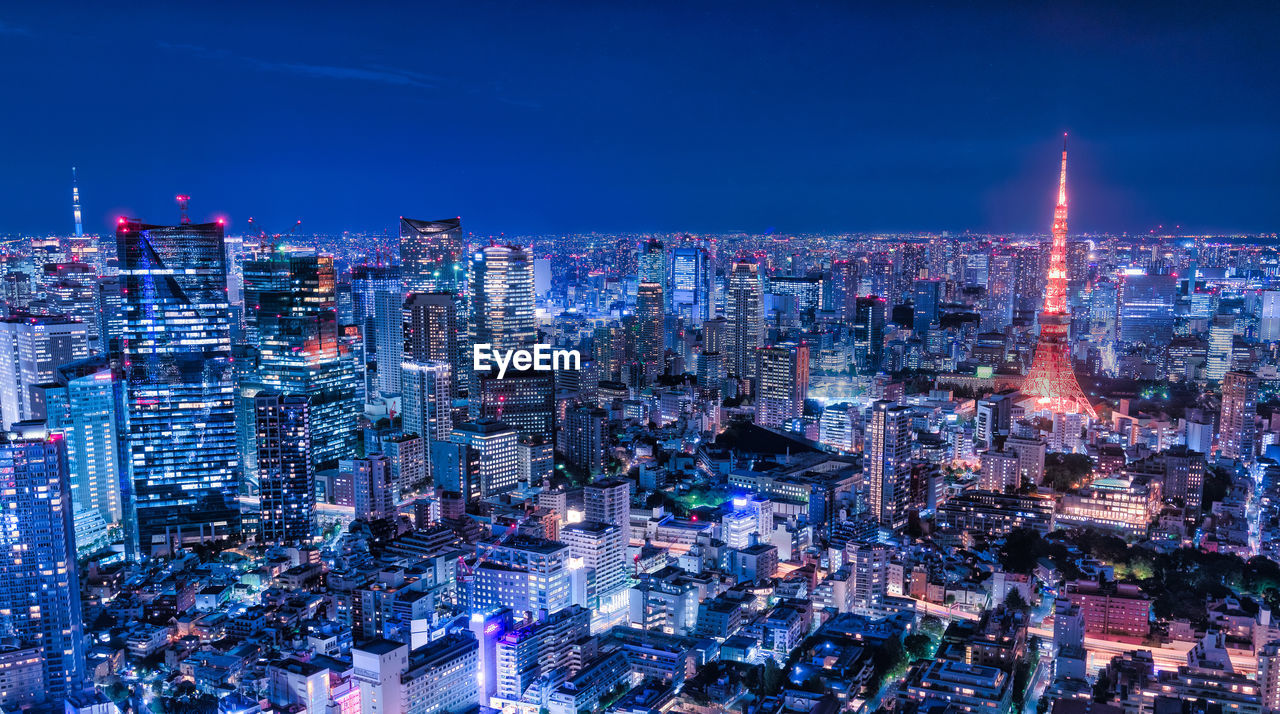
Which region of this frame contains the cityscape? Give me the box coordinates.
[2,5,1280,714]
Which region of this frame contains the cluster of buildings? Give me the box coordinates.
[3,147,1280,714]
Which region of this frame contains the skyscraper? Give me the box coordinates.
[636,281,664,381]
[562,521,630,632]
[1020,137,1097,419]
[117,218,240,557]
[1261,290,1280,343]
[399,217,464,293]
[1117,272,1176,346]
[469,245,536,391]
[851,296,886,375]
[0,315,89,429]
[1219,371,1258,462]
[1206,313,1235,382]
[349,455,396,522]
[670,246,711,323]
[452,419,519,499]
[473,370,555,441]
[867,401,912,530]
[726,259,763,380]
[403,292,461,395]
[755,342,809,429]
[400,360,453,443]
[911,279,941,336]
[584,478,631,533]
[374,289,404,397]
[565,405,608,476]
[0,431,84,700]
[255,393,316,546]
[243,254,360,468]
[38,356,123,525]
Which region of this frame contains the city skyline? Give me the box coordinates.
[4,5,1280,714]
[2,2,1279,236]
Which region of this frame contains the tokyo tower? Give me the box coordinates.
[1020,134,1098,419]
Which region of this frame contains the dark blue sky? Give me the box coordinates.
[2,1,1277,236]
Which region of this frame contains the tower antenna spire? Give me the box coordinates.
[1019,133,1097,419]
[176,194,191,225]
[71,167,83,238]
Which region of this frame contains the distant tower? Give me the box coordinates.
[71,167,83,237]
[1020,135,1097,419]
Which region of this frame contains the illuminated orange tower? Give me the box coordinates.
[1021,134,1097,419]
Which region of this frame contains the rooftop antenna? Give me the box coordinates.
[176,194,191,225]
[71,167,83,238]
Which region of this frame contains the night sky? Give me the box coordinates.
[2,1,1277,237]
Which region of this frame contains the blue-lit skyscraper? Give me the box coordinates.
[243,254,360,469]
[0,431,85,700]
[39,356,123,526]
[1117,271,1176,346]
[117,219,240,557]
[399,217,464,293]
[254,393,315,546]
[911,278,941,336]
[671,246,712,325]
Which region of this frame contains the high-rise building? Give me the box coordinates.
[852,296,886,375]
[1206,313,1236,382]
[383,431,427,498]
[473,370,555,441]
[373,290,403,397]
[636,282,664,381]
[472,536,572,617]
[399,217,464,293]
[349,455,396,522]
[755,342,809,428]
[726,259,763,380]
[846,541,888,616]
[469,245,536,389]
[670,246,711,324]
[867,401,912,530]
[565,405,608,476]
[0,315,89,429]
[495,606,591,704]
[0,432,85,700]
[255,394,315,546]
[1261,291,1280,343]
[117,218,240,557]
[911,279,942,336]
[350,263,400,355]
[400,360,453,444]
[562,521,630,632]
[403,292,461,395]
[1117,272,1176,346]
[452,420,519,498]
[584,478,631,533]
[243,254,360,468]
[39,356,123,525]
[1219,371,1258,462]
[638,239,666,285]
[1020,138,1097,419]
[37,263,100,352]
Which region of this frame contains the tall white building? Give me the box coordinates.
[562,521,630,632]
[452,419,519,498]
[584,478,631,533]
[0,315,89,429]
[867,401,912,530]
